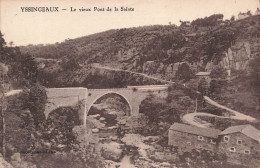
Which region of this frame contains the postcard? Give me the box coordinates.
[1,0,260,167]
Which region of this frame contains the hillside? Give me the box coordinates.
[20,14,260,119]
[21,15,260,79]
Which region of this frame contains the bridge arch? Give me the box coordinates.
[46,106,81,134]
[86,91,132,117]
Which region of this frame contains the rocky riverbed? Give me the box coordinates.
[4,100,177,168]
[87,102,178,168]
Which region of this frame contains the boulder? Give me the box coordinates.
[86,117,105,129]
[43,142,51,149]
[89,134,100,144]
[6,144,16,157]
[110,136,118,141]
[100,142,123,162]
[99,117,106,121]
[160,162,172,167]
[89,114,100,118]
[11,153,21,162]
[57,144,66,149]
[144,136,160,142]
[35,131,42,137]
[108,126,117,130]
[92,128,99,133]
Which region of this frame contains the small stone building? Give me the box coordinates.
[237,12,250,20]
[168,123,260,166]
[218,125,260,165]
[168,123,221,153]
[196,71,211,83]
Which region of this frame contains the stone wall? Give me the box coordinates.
[168,130,217,154]
[218,132,260,165]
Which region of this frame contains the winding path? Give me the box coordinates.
[203,96,255,121]
[182,96,256,128]
[91,64,175,84]
[182,112,228,128]
[4,90,22,97]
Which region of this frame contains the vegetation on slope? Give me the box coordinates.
[21,15,259,67]
[18,14,260,120]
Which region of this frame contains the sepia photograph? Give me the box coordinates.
[0,0,260,167]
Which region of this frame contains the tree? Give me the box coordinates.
[209,79,222,95]
[139,95,166,123]
[25,84,47,129]
[230,15,235,21]
[191,14,224,27]
[61,58,80,71]
[247,10,252,16]
[175,63,193,81]
[210,66,227,79]
[0,31,8,158]
[249,55,260,92]
[0,65,7,158]
[0,32,6,51]
[9,41,14,47]
[20,54,38,83]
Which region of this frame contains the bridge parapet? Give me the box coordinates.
[127,84,170,88]
[88,88,132,92]
[88,85,169,92]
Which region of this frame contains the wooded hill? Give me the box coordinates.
[19,14,260,119]
[20,15,260,75]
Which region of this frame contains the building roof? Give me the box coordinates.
[219,125,260,143]
[169,123,221,138]
[196,72,211,76]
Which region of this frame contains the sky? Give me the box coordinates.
[1,0,259,46]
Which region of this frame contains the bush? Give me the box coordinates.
[61,58,79,71]
[210,66,227,79]
[139,95,168,123]
[249,55,260,92]
[175,63,193,81]
[45,107,80,147]
[139,86,195,135]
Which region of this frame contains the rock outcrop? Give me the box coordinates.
[206,41,252,74]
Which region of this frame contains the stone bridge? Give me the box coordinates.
[45,85,169,126]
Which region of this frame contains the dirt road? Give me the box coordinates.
[4,90,22,97]
[92,64,175,84]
